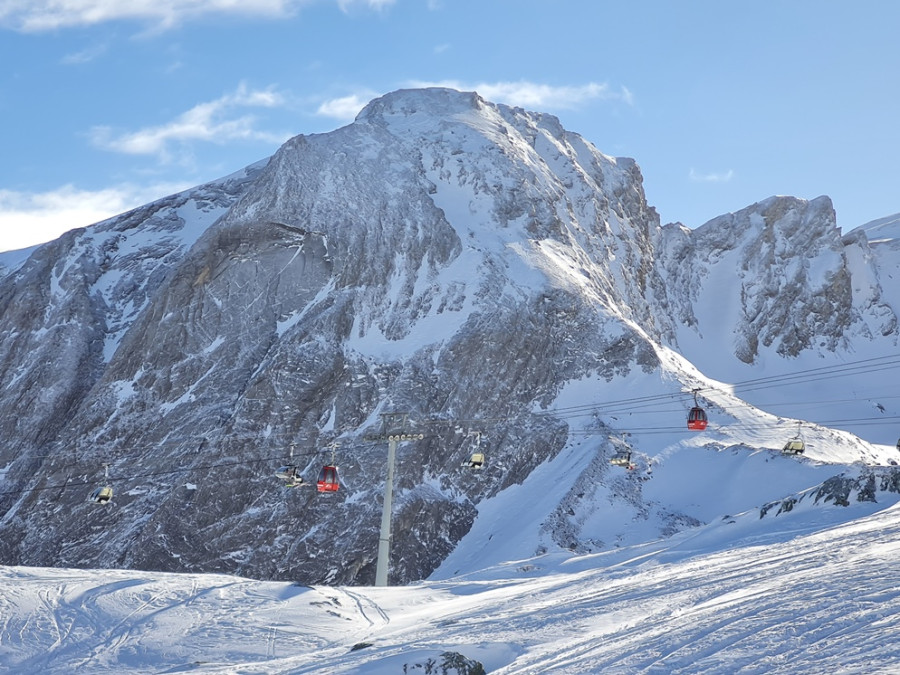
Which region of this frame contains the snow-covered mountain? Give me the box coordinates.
[1,87,899,594]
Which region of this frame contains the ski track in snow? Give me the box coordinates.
[3,500,900,673]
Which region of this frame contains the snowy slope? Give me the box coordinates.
[652,197,900,447]
[4,492,900,674]
[854,212,900,241]
[846,214,900,345]
[2,88,900,591]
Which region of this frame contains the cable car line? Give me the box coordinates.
[510,354,900,425]
[724,354,900,391]
[563,411,900,437]
[4,355,900,503]
[16,391,892,480]
[9,380,897,476]
[47,354,896,460]
[0,449,335,500]
[0,410,895,502]
[540,394,900,425]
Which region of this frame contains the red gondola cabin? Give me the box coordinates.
[687,407,708,431]
[317,465,340,493]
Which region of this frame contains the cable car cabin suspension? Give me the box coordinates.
[317,465,339,493]
[88,464,113,504]
[275,465,304,488]
[461,431,485,469]
[782,423,805,455]
[610,449,634,470]
[687,389,708,431]
[275,445,305,488]
[89,485,113,505]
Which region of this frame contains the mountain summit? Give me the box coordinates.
[0,88,898,585]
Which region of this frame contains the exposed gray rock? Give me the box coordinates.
[0,88,897,585]
[760,467,900,517]
[402,651,486,675]
[654,195,897,363]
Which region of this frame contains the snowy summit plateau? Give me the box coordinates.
[2,88,900,669]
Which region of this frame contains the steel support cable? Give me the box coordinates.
[565,413,900,437]
[0,447,330,500]
[546,394,900,424]
[6,356,900,498]
[36,356,896,455]
[526,354,900,421]
[3,415,898,501]
[568,423,900,439]
[728,356,900,394]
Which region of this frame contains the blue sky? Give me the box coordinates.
[1,0,898,252]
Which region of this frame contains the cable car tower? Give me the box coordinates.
[364,412,424,587]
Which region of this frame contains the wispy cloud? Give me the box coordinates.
[60,43,108,65]
[409,79,634,110]
[689,168,734,183]
[0,183,189,252]
[337,0,396,12]
[89,83,290,161]
[313,80,633,124]
[315,91,379,122]
[0,0,393,32]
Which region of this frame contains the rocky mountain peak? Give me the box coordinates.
[0,89,897,586]
[652,193,899,366]
[355,87,487,123]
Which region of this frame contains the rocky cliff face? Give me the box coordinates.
[653,195,897,365]
[0,88,896,585]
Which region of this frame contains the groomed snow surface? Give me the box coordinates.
[3,492,900,674]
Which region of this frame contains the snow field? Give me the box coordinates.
[4,497,900,673]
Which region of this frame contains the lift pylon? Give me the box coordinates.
[364,413,424,587]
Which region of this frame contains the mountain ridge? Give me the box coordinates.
[0,87,898,587]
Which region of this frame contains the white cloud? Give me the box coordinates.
[315,92,378,122]
[408,79,634,110]
[337,0,396,12]
[0,0,307,31]
[0,183,190,252]
[313,80,631,123]
[0,0,395,31]
[689,168,734,183]
[90,83,290,160]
